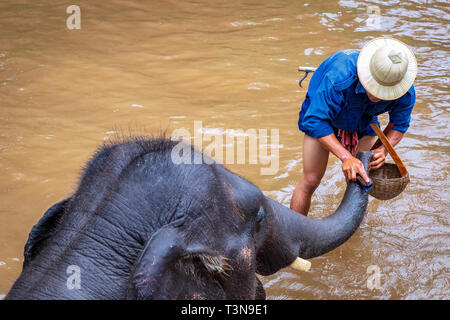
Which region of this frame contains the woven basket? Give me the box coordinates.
[368,163,409,200]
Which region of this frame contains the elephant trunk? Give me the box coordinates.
[258,151,372,275]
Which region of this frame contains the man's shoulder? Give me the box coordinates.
[322,49,360,91]
[396,84,416,106]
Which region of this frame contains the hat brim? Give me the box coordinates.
[357,37,417,100]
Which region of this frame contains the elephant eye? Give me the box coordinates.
[255,207,265,232]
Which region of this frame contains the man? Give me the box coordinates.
[290,37,417,216]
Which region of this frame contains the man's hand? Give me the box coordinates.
[317,133,371,184]
[370,147,387,171]
[369,127,403,171]
[342,156,370,183]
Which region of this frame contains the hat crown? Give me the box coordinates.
[369,46,409,86]
[357,37,417,100]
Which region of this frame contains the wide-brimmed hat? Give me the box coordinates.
[357,37,417,100]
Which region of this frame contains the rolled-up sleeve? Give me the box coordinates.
[389,86,416,133]
[301,77,344,138]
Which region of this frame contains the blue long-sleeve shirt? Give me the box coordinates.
[298,49,416,139]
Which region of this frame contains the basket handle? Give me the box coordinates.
[371,122,394,150]
[370,123,408,177]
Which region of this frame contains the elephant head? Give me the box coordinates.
[6,137,372,300]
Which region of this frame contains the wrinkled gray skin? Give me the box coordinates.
[6,138,373,300]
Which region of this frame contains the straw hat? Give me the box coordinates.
[357,37,417,100]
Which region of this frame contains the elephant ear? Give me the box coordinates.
[127,223,229,300]
[24,197,71,266]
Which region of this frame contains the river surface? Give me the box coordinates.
[0,0,448,299]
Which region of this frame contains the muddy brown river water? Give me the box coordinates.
[0,0,449,299]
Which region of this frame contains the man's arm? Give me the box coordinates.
[372,85,415,170]
[370,128,404,170]
[318,133,371,183]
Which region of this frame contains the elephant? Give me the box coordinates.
[5,136,373,300]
